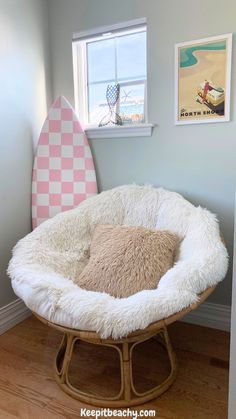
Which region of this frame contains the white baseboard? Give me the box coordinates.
[0,298,31,335]
[181,301,231,332]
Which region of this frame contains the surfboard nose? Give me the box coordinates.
[52,95,72,109]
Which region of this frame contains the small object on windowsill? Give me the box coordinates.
[99,84,123,127]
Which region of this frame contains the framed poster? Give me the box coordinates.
[175,33,232,125]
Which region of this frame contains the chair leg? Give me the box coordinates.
[55,334,67,374]
[121,342,131,402]
[162,326,177,375]
[55,333,75,383]
[130,326,177,398]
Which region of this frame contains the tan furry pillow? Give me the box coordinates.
[76,225,179,298]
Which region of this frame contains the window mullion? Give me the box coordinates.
[89,79,117,86]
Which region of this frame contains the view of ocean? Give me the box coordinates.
[120,103,144,116]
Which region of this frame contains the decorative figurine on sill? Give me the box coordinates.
[99,84,123,127]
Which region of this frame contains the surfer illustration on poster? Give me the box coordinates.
[174,33,232,125]
[32,96,98,229]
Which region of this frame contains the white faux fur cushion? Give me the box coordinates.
[8,185,228,338]
[77,224,179,298]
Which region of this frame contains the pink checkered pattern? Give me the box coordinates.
[32,96,97,229]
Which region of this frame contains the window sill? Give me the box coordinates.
[85,123,154,139]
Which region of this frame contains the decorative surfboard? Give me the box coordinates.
[32,96,97,229]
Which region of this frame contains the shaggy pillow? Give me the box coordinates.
[76,224,179,298]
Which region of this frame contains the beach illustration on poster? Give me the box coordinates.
[32,96,97,229]
[175,33,232,125]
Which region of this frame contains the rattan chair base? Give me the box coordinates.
[53,326,177,407]
[33,285,216,407]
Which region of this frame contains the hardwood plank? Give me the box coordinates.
[0,316,229,419]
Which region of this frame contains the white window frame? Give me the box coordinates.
[72,18,153,139]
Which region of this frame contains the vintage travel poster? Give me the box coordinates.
[175,34,232,124]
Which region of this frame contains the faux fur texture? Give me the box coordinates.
[8,185,228,338]
[77,225,179,298]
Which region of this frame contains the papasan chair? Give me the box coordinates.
[8,185,228,407]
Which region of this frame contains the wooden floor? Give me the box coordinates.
[0,316,229,419]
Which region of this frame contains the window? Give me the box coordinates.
[72,19,151,137]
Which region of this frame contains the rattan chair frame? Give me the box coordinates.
[33,285,215,407]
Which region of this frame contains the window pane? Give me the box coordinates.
[117,31,146,81]
[88,83,110,124]
[87,38,116,83]
[119,83,145,124]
